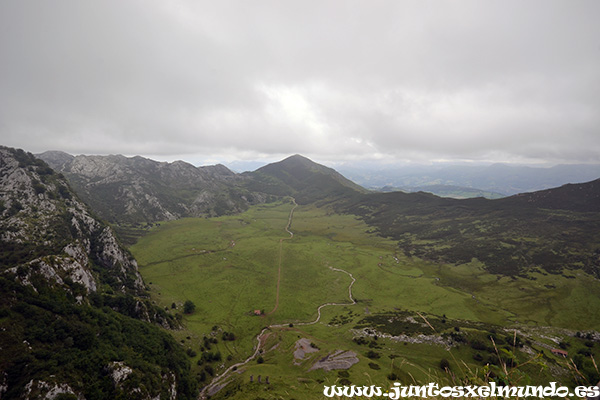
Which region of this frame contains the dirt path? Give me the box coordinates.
[200,327,269,398]
[271,265,356,328]
[199,200,358,399]
[267,197,297,315]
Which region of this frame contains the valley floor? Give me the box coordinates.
[130,200,600,399]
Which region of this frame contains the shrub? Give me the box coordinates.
[368,362,381,370]
[440,358,450,371]
[183,300,196,314]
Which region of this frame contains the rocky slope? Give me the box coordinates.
[0,147,196,399]
[1,147,144,294]
[38,151,266,224]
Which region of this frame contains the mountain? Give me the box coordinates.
[243,154,367,204]
[341,178,600,276]
[33,151,600,279]
[337,162,600,196]
[0,147,197,399]
[36,152,367,227]
[37,151,268,227]
[9,148,600,397]
[36,150,75,170]
[1,148,143,293]
[379,184,506,199]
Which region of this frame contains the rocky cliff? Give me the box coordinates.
[1,147,144,295]
[0,147,196,399]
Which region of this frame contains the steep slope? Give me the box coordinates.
[1,148,143,293]
[244,154,367,204]
[342,179,600,276]
[0,147,196,399]
[37,152,265,225]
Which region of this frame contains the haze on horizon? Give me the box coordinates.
[1,1,599,167]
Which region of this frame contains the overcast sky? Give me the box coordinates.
[1,0,599,166]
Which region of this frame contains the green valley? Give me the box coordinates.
[131,199,600,399]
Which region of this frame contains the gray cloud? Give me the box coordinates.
[1,0,599,164]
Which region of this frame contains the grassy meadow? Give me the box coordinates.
[130,200,600,398]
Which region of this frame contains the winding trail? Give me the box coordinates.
[199,199,357,399]
[271,266,356,328]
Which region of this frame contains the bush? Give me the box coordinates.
[186,348,197,357]
[338,371,350,378]
[183,300,196,314]
[368,362,381,370]
[440,358,450,371]
[366,350,380,359]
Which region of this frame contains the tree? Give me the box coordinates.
[183,300,196,314]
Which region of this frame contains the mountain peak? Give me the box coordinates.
[284,153,312,161]
[276,154,318,168]
[35,150,74,169]
[247,154,366,204]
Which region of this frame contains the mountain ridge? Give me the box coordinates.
[37,151,265,227]
[35,149,600,277]
[0,146,197,399]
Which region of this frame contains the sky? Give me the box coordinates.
[1,0,599,167]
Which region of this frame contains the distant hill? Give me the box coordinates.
[379,184,505,199]
[243,154,367,204]
[338,162,600,196]
[0,146,197,399]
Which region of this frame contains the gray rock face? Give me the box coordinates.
[0,146,189,400]
[0,146,144,295]
[37,152,264,224]
[293,338,319,364]
[35,150,74,170]
[309,350,359,371]
[23,379,84,400]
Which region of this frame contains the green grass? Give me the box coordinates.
[130,201,600,399]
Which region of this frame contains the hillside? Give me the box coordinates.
[243,154,367,204]
[504,179,600,213]
[0,147,197,399]
[341,179,600,276]
[37,151,267,224]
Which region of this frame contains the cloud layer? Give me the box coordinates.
[1,0,599,164]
